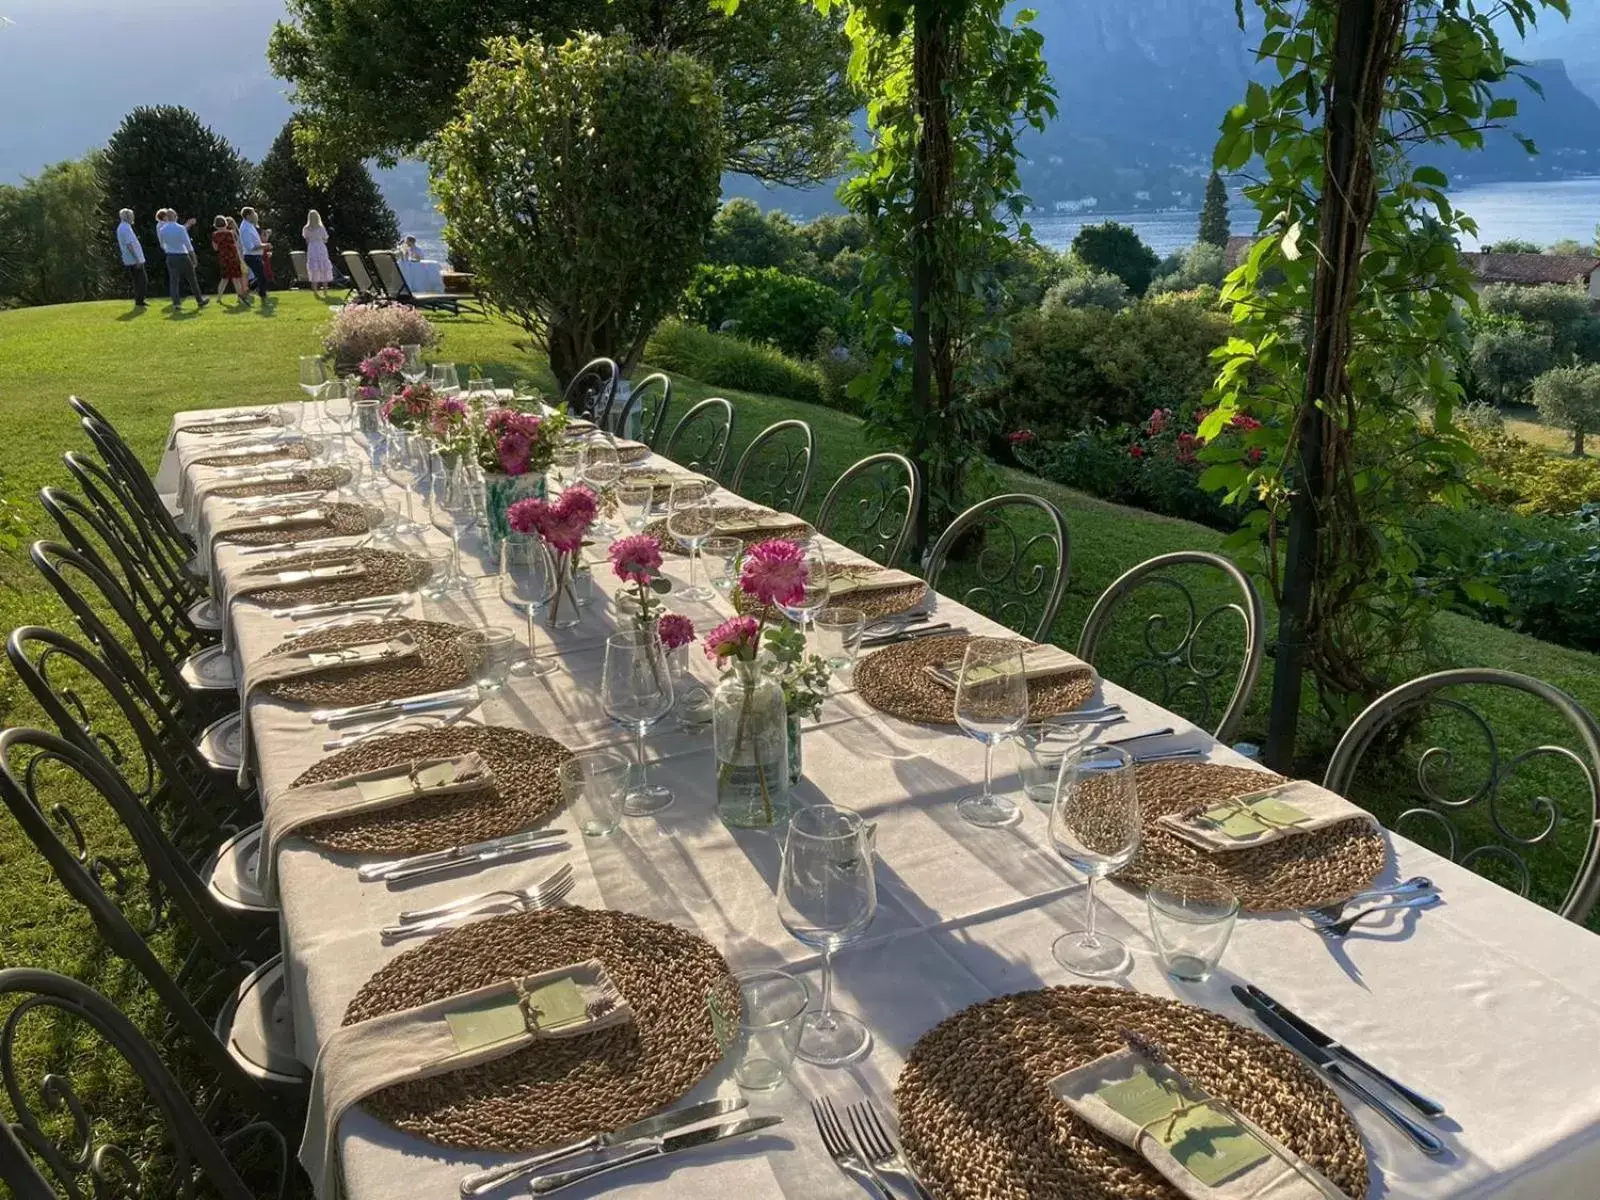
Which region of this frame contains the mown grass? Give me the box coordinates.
[0,291,1596,1183]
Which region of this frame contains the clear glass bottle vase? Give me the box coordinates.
[713,660,790,829]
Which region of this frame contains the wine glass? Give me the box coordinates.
[1049,745,1140,977]
[350,397,388,506]
[550,441,582,489]
[433,362,461,396]
[579,437,622,535]
[777,804,878,1066]
[323,377,353,436]
[501,533,559,676]
[667,479,716,601]
[777,538,833,641]
[427,451,480,597]
[601,628,675,815]
[298,355,329,410]
[954,638,1029,828]
[400,343,426,385]
[703,536,745,597]
[381,427,424,535]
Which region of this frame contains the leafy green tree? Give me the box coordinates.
[1533,364,1600,455]
[1040,270,1129,313]
[706,199,806,270]
[103,105,252,291]
[1469,317,1554,405]
[1198,170,1230,248]
[1485,238,1544,253]
[1150,242,1227,294]
[431,34,723,385]
[0,153,112,307]
[1547,237,1594,256]
[256,119,399,282]
[1481,283,1600,364]
[1071,222,1161,296]
[269,0,851,186]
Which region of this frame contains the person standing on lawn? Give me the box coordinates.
[114,207,147,308]
[302,209,334,299]
[155,208,208,310]
[210,215,251,307]
[238,207,270,301]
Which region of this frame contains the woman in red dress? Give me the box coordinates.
[210,215,251,307]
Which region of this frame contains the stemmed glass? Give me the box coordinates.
[601,628,676,815]
[322,381,356,501]
[1050,745,1141,977]
[667,480,716,601]
[426,451,480,597]
[778,538,833,642]
[430,362,461,396]
[954,638,1029,828]
[381,426,425,535]
[777,804,878,1066]
[350,397,388,507]
[298,356,329,418]
[579,438,622,535]
[501,533,559,676]
[400,344,426,386]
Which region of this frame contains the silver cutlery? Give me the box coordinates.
[1129,747,1206,764]
[226,490,329,509]
[282,614,390,643]
[847,1102,934,1200]
[863,612,933,638]
[1306,876,1435,924]
[1232,985,1445,1155]
[527,1116,783,1194]
[321,703,481,750]
[382,868,575,939]
[861,623,959,649]
[1318,893,1442,939]
[1042,705,1124,725]
[1240,984,1445,1119]
[399,863,575,925]
[1105,726,1175,746]
[458,1097,748,1196]
[279,592,415,619]
[312,686,478,724]
[358,828,569,882]
[381,838,570,885]
[813,1097,891,1199]
[237,533,365,556]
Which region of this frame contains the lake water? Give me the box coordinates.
[1028,176,1600,256]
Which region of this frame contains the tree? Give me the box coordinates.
[1198,170,1230,248]
[1485,237,1544,253]
[430,34,723,385]
[706,199,806,270]
[1040,270,1129,313]
[1469,317,1554,405]
[1533,364,1600,455]
[1149,242,1227,295]
[0,153,112,307]
[1071,222,1161,296]
[269,0,852,187]
[1481,282,1600,364]
[255,119,398,281]
[103,105,252,291]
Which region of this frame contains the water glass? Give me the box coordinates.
[954,638,1028,828]
[702,536,745,597]
[559,750,630,838]
[467,375,493,401]
[1147,875,1239,982]
[1014,722,1108,805]
[1050,745,1141,978]
[814,606,866,672]
[298,355,329,402]
[400,343,426,385]
[667,480,715,601]
[709,969,809,1091]
[458,627,518,691]
[278,399,306,434]
[777,538,832,632]
[430,362,460,394]
[617,483,654,532]
[601,628,675,815]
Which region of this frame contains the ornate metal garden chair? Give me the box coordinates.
[813,452,919,569]
[663,397,736,478]
[728,419,816,513]
[925,494,1070,643]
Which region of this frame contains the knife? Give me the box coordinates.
[1242,985,1445,1119]
[280,591,414,619]
[358,828,570,882]
[528,1116,784,1195]
[1105,726,1175,745]
[458,1098,750,1196]
[237,533,363,556]
[312,686,478,723]
[381,838,569,884]
[861,623,956,648]
[1231,986,1444,1155]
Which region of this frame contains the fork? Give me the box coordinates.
[848,1102,934,1200]
[812,1098,891,1199]
[1306,876,1435,925]
[395,863,576,926]
[380,867,575,940]
[1318,892,1442,939]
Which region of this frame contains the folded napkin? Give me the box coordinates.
[257,753,493,902]
[300,960,633,1199]
[1052,1049,1342,1199]
[179,455,308,520]
[201,507,330,591]
[826,566,923,599]
[925,643,1089,690]
[1157,778,1379,853]
[167,410,270,447]
[236,634,420,787]
[219,559,368,653]
[714,512,808,536]
[192,466,313,505]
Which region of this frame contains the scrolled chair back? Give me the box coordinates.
[729,420,816,513]
[1323,668,1600,922]
[560,358,620,426]
[925,493,1070,644]
[663,397,736,479]
[629,372,673,448]
[813,452,919,569]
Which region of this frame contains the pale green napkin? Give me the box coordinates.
[1157,779,1378,853]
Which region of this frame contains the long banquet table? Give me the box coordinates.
[159,406,1600,1199]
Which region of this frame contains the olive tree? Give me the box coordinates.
[1532,364,1600,456]
[430,34,723,385]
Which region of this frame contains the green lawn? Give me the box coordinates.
[1,291,1597,1180]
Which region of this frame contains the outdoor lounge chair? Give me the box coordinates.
[369,249,474,314]
[340,250,383,302]
[290,250,310,288]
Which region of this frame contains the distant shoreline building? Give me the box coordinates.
[1461,251,1600,301]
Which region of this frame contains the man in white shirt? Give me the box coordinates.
[114,207,147,308]
[155,207,208,310]
[238,206,270,300]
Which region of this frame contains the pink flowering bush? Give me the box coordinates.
[704,615,761,664]
[738,539,808,609]
[657,613,696,651]
[322,302,439,365]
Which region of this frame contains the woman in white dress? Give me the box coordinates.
[302,209,335,298]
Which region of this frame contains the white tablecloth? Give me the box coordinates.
[159,408,1600,1200]
[398,258,445,295]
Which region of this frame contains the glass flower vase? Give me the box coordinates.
[668,643,713,730]
[482,471,546,548]
[786,711,804,789]
[713,661,790,829]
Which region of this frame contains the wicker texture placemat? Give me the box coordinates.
[194,441,313,468]
[178,414,275,437]
[343,906,738,1152]
[208,466,351,499]
[258,618,470,706]
[733,562,927,622]
[290,725,571,854]
[646,506,813,555]
[239,548,430,609]
[618,443,652,464]
[855,634,1094,726]
[219,501,378,548]
[896,986,1368,1200]
[1122,761,1386,913]
[620,468,711,502]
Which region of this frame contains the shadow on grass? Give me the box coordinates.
[114,307,150,322]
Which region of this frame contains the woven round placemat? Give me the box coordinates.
[620,468,711,503]
[194,441,313,469]
[733,562,927,623]
[238,548,430,609]
[1120,761,1386,913]
[343,906,739,1152]
[896,986,1368,1200]
[219,501,379,548]
[290,724,571,854]
[618,443,652,464]
[258,617,470,706]
[178,414,275,437]
[645,506,813,555]
[208,465,351,499]
[855,634,1094,726]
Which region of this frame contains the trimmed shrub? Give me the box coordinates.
[322,302,440,369]
[679,264,852,358]
[646,319,822,406]
[1463,426,1600,514]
